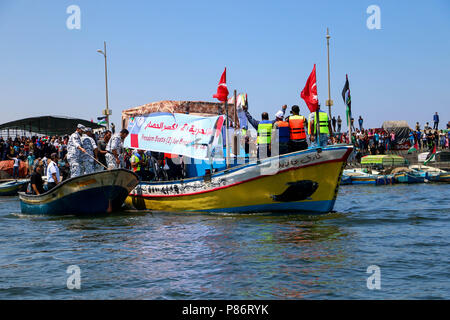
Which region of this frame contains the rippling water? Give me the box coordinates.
[0,184,449,299]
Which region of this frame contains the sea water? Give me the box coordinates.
[0,184,449,299]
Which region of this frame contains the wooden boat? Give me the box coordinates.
[126,145,353,214]
[340,174,352,185]
[437,173,450,183]
[343,169,378,185]
[18,169,139,215]
[394,172,425,184]
[375,174,395,185]
[409,165,446,182]
[0,179,29,196]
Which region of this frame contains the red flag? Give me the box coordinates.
[213,68,229,102]
[301,64,319,113]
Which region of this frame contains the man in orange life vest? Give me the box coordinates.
[272,110,290,155]
[286,105,308,152]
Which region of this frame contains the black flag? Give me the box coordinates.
[342,75,352,126]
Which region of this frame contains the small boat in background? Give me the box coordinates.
[409,165,446,182]
[340,174,352,185]
[0,180,29,196]
[18,169,138,215]
[343,169,378,185]
[375,175,395,185]
[394,172,425,184]
[437,173,450,183]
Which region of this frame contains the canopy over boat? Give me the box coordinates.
[121,100,240,130]
[361,155,406,166]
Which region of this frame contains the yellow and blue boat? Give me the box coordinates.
[126,145,353,214]
[19,169,139,215]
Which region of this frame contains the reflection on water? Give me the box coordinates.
[0,184,449,299]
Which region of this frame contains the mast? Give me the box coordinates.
[326,28,333,120]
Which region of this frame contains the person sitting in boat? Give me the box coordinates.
[81,127,98,175]
[242,104,287,158]
[30,162,45,195]
[67,124,87,178]
[106,129,129,169]
[46,153,60,191]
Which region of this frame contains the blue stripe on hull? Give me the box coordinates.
[20,186,129,215]
[195,200,336,214]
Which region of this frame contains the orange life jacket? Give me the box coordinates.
[275,121,290,143]
[289,115,306,140]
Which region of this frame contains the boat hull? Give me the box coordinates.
[350,176,377,185]
[394,173,425,184]
[437,173,450,183]
[126,146,353,214]
[19,169,138,215]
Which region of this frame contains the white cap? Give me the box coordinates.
[275,111,284,119]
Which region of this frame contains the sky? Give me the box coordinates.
[0,0,449,130]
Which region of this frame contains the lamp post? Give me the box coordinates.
[326,28,333,120]
[97,41,110,130]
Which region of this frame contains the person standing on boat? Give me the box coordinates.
[106,129,129,169]
[97,130,111,170]
[331,116,337,133]
[272,110,290,155]
[243,104,287,158]
[67,124,87,178]
[309,105,332,148]
[46,153,60,191]
[286,105,308,152]
[30,163,45,195]
[81,128,98,175]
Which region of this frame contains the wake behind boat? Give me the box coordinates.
[19,169,138,215]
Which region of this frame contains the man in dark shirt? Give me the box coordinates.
[97,130,111,169]
[30,164,45,195]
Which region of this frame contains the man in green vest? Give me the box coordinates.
[309,105,333,147]
[243,104,287,158]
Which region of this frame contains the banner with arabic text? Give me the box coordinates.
[124,113,224,159]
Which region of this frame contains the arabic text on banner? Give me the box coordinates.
[124,113,224,160]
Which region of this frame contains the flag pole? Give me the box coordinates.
[225,100,230,168]
[326,28,333,120]
[233,90,239,157]
[346,74,352,145]
[315,64,321,147]
[316,107,321,147]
